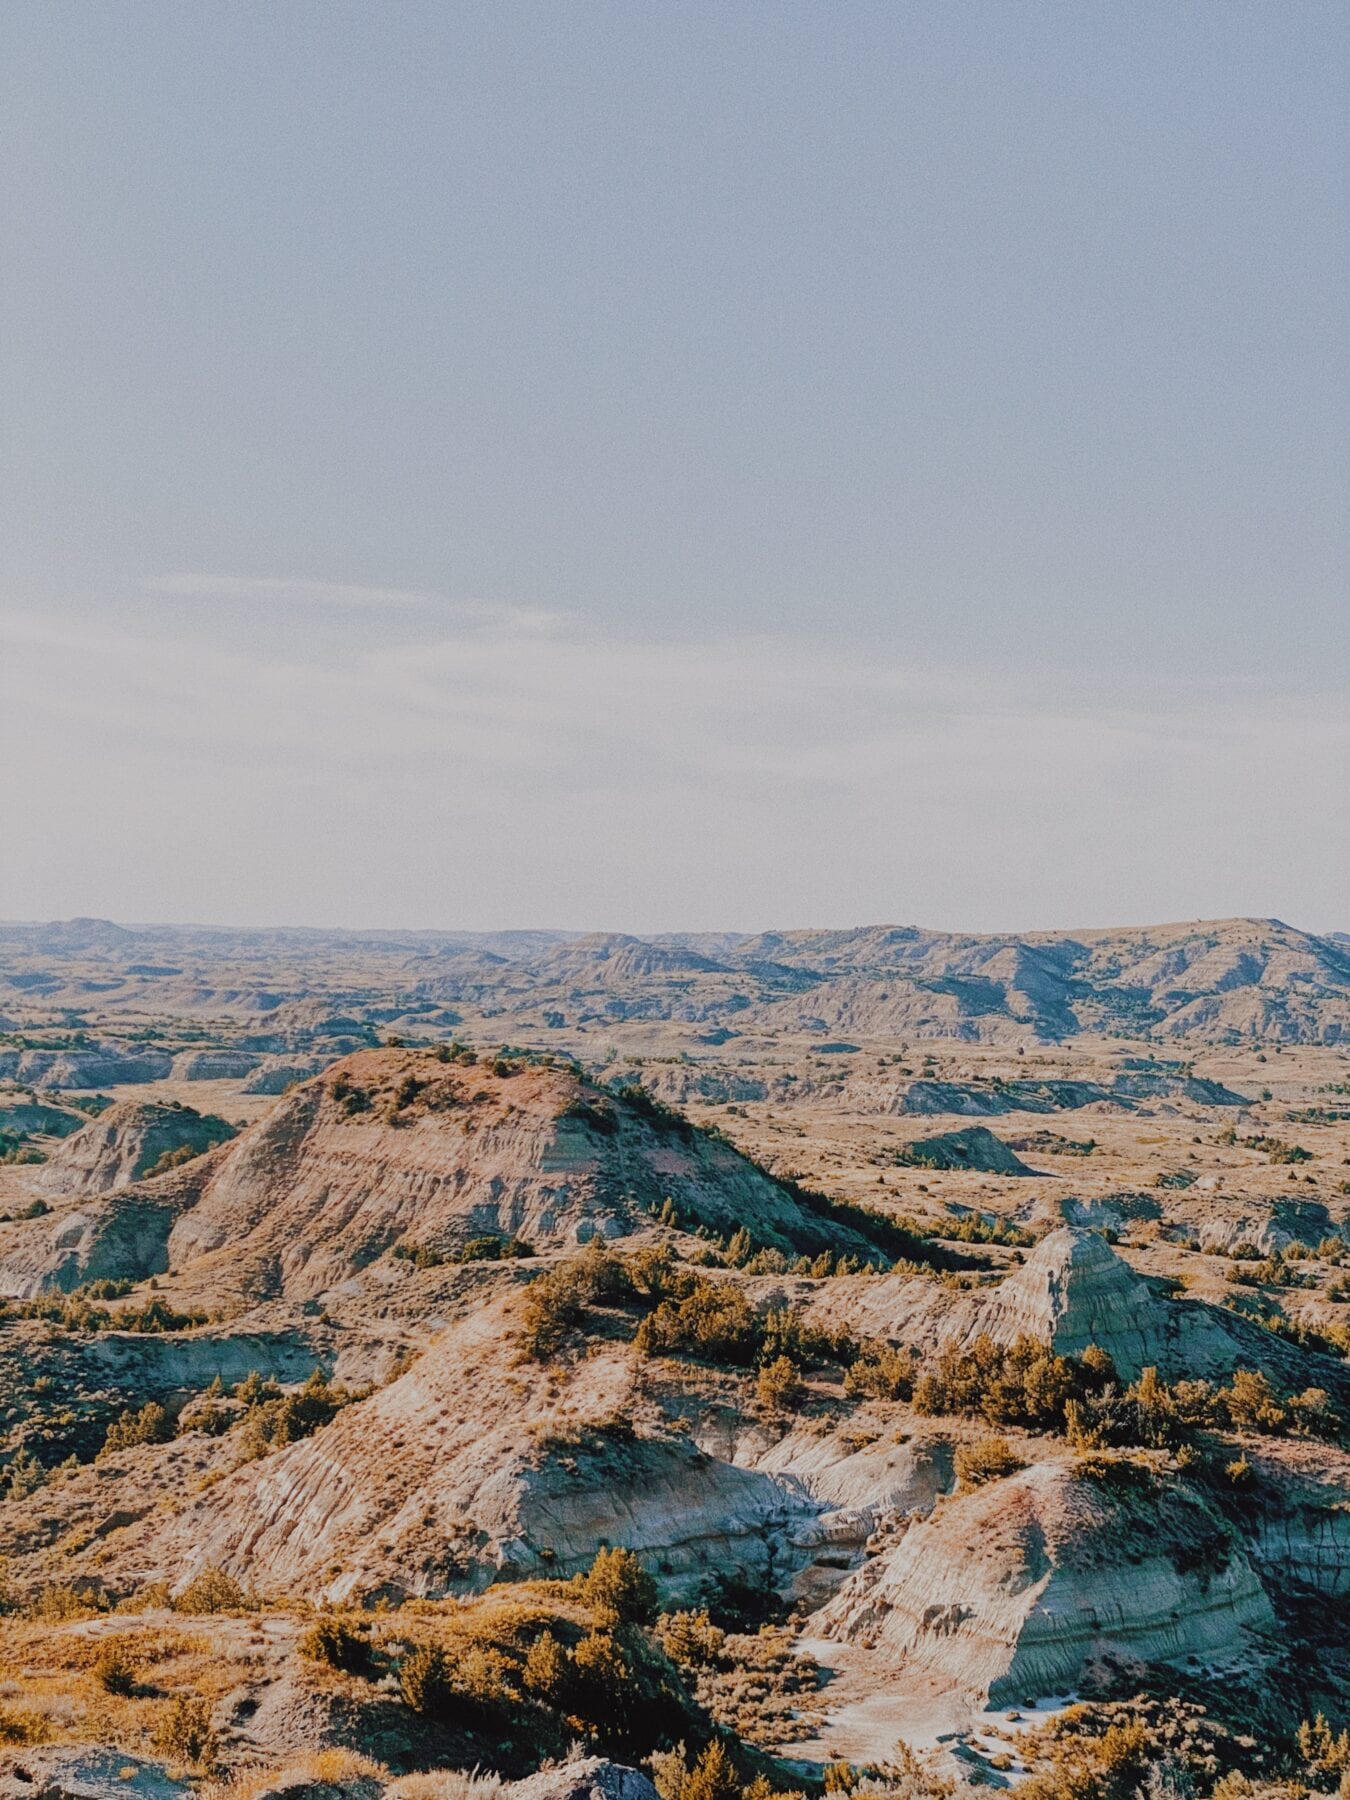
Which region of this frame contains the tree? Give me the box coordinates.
[756,1356,804,1413]
[578,1545,658,1626]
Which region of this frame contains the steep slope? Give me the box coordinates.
[163,1050,885,1300]
[29,1282,821,1607]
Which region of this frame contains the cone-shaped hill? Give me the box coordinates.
[1,1049,882,1299]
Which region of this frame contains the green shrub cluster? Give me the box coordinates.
[1067,1363,1341,1451]
[298,1612,374,1674]
[235,1367,369,1456]
[953,1435,1026,1488]
[912,1334,1116,1432]
[101,1401,174,1455]
[1,1291,207,1333]
[392,1233,533,1268]
[517,1246,636,1358]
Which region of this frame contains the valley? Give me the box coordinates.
[0,917,1348,1799]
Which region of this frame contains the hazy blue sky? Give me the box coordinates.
[3,2,1346,932]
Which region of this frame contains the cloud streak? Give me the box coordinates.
[1,598,1345,932]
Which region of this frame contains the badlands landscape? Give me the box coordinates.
[1,916,1349,1800]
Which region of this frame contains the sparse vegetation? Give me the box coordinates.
[954,1435,1026,1487]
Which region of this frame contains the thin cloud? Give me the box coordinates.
[2,598,1345,930]
[148,574,437,609]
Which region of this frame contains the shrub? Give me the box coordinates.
[1016,1719,1149,1800]
[28,1581,102,1622]
[0,1702,50,1745]
[239,1367,366,1456]
[142,1144,204,1180]
[654,1741,754,1800]
[1296,1713,1350,1784]
[93,1640,139,1695]
[101,1401,173,1455]
[517,1247,634,1359]
[522,1628,568,1701]
[655,1610,726,1669]
[298,1613,373,1676]
[152,1694,216,1768]
[844,1340,914,1401]
[913,1334,1114,1433]
[756,1355,804,1413]
[577,1545,659,1626]
[954,1436,1026,1488]
[634,1281,760,1366]
[400,1643,453,1715]
[174,1567,248,1614]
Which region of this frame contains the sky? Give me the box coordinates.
[2,1,1346,935]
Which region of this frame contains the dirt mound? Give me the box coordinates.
[152,1051,879,1300]
[900,1126,1034,1175]
[818,1461,1274,1704]
[33,1101,237,1197]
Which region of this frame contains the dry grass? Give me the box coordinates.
[385,1770,507,1800]
[208,1748,388,1800]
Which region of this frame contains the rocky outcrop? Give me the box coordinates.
[154,1050,878,1301]
[509,1762,658,1800]
[33,1101,236,1197]
[242,1057,337,1095]
[0,1100,87,1139]
[45,1285,828,1605]
[1198,1199,1344,1257]
[804,1228,1350,1395]
[1111,1072,1250,1106]
[0,1750,188,1800]
[819,1463,1274,1703]
[10,1048,173,1090]
[1242,1440,1350,1598]
[0,1179,199,1296]
[972,1229,1166,1369]
[895,1080,1121,1116]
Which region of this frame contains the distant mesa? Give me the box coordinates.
[0,1045,173,1090]
[1,914,1346,1043]
[169,1048,261,1081]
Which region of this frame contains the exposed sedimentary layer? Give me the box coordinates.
[818,1462,1274,1703]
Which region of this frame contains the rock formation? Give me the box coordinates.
[33,1101,236,1197]
[818,1462,1275,1704]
